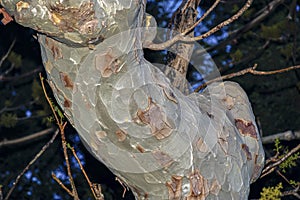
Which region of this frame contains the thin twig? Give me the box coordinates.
[40,73,79,200]
[60,123,79,199]
[4,129,59,200]
[202,0,284,55]
[0,67,42,82]
[0,99,38,114]
[194,64,300,92]
[147,0,253,50]
[0,39,16,67]
[187,0,252,42]
[183,0,221,35]
[92,183,104,200]
[0,127,55,148]
[51,173,73,197]
[70,147,103,199]
[276,170,292,187]
[39,74,60,127]
[281,186,300,199]
[262,130,300,144]
[276,170,300,199]
[261,143,300,178]
[115,177,129,198]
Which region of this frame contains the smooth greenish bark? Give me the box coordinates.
[1,0,264,199]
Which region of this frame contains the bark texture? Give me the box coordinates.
[1,0,265,199]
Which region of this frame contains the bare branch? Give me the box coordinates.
[147,0,253,50]
[182,0,221,35]
[202,0,284,56]
[194,64,300,92]
[276,170,300,198]
[165,0,200,93]
[115,177,129,198]
[40,74,79,199]
[262,130,300,144]
[261,143,300,178]
[0,127,55,148]
[51,173,74,197]
[71,147,104,200]
[282,186,300,199]
[3,129,59,200]
[0,67,42,82]
[0,39,15,68]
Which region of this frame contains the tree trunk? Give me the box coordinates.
[1,0,265,199]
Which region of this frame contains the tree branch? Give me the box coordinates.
[70,146,104,200]
[3,129,59,200]
[0,127,55,148]
[40,74,79,199]
[194,64,300,92]
[262,130,300,144]
[51,173,74,197]
[260,143,300,178]
[0,39,15,68]
[182,0,221,35]
[146,0,253,50]
[0,67,42,82]
[203,0,284,54]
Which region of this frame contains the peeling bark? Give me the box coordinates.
[1,0,265,199]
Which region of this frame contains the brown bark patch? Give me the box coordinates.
[137,98,173,140]
[235,118,258,139]
[79,19,99,35]
[152,150,174,168]
[115,129,127,142]
[241,143,252,160]
[16,1,30,12]
[136,144,145,153]
[64,98,72,108]
[45,37,63,60]
[166,175,182,200]
[49,2,95,32]
[95,131,107,140]
[95,50,123,77]
[251,154,263,182]
[251,161,263,182]
[196,137,208,153]
[209,179,221,195]
[59,72,74,89]
[187,170,209,200]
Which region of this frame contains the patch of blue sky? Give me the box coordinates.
[225,45,232,53]
[191,82,203,92]
[217,29,229,40]
[52,168,68,182]
[24,170,32,179]
[192,71,203,81]
[26,190,32,196]
[70,134,81,143]
[203,36,218,46]
[71,150,86,168]
[53,193,63,200]
[11,90,16,96]
[25,110,32,117]
[32,176,41,185]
